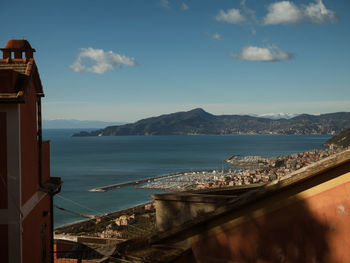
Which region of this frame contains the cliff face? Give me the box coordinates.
[72,109,350,136]
[326,127,350,147]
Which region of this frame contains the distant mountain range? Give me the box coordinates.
[43,119,126,129]
[250,113,299,120]
[72,108,350,136]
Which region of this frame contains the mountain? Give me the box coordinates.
[72,108,350,136]
[326,127,350,147]
[43,119,126,129]
[250,113,299,120]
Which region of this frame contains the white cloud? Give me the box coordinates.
[263,0,338,25]
[181,2,189,11]
[70,47,138,74]
[230,45,293,62]
[161,0,169,8]
[215,9,247,24]
[264,1,302,25]
[304,0,338,24]
[211,33,222,40]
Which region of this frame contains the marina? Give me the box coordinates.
[88,171,187,192]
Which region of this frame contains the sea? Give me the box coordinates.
[43,129,331,227]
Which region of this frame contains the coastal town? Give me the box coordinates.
[55,146,346,243]
[138,146,345,191]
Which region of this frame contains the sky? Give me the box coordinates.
[1,0,350,122]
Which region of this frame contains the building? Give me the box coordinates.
[0,39,62,263]
[112,148,350,262]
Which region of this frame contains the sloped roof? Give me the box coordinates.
[0,61,28,74]
[4,39,34,50]
[0,58,43,103]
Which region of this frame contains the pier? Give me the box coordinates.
[88,172,186,192]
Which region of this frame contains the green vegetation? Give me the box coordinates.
[73,108,350,136]
[326,127,350,147]
[55,204,156,240]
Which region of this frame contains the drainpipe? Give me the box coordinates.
[37,95,43,189]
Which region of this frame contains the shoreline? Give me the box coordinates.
[73,132,336,137]
[54,147,346,239]
[137,147,344,191]
[88,147,343,193]
[57,146,344,230]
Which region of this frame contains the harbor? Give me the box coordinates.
[88,171,191,192]
[89,147,343,193]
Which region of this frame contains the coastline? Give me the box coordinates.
[87,147,345,197]
[136,147,344,191]
[51,133,334,229]
[54,146,346,240]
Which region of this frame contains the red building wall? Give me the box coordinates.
[189,165,350,263]
[42,141,50,183]
[1,39,60,263]
[22,195,51,263]
[20,80,39,205]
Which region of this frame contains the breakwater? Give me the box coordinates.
[88,171,193,192]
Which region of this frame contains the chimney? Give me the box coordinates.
[1,39,36,59]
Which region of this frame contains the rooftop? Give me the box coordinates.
[0,39,43,102]
[3,39,34,50]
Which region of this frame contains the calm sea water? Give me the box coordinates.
[43,129,331,227]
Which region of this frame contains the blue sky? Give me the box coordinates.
[1,0,349,121]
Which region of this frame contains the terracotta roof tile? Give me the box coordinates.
[0,61,28,74]
[4,39,33,50]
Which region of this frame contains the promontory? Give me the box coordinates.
[72,108,350,136]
